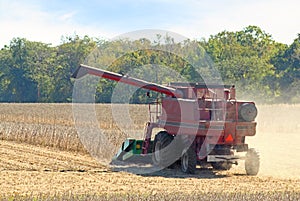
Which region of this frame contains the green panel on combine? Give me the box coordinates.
[112,138,145,161]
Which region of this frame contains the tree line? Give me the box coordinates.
[0,26,299,103]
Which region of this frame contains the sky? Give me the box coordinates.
[0,0,299,48]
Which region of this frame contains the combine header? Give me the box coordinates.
[72,64,260,175]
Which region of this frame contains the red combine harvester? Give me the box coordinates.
[72,64,260,175]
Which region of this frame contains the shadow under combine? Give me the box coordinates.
[110,155,229,179]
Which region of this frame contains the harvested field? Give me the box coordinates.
[0,103,300,200]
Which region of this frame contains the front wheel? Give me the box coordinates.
[181,147,197,174]
[245,148,260,176]
[152,131,174,168]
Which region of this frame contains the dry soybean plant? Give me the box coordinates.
[0,103,148,153]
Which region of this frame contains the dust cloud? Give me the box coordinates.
[246,104,300,179]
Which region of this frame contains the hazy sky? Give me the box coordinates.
[0,0,299,48]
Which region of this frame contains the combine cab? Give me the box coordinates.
[72,64,260,175]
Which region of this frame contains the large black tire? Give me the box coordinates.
[152,131,175,168]
[245,148,260,176]
[211,162,232,170]
[181,147,197,174]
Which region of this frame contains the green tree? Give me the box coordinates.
[276,34,300,103]
[0,38,41,102]
[52,35,97,102]
[204,26,283,102]
[0,38,58,102]
[92,37,207,103]
[0,28,299,104]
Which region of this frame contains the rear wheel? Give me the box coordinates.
[152,131,175,168]
[245,148,260,175]
[181,147,197,174]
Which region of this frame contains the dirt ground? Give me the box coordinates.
[1,140,299,198]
